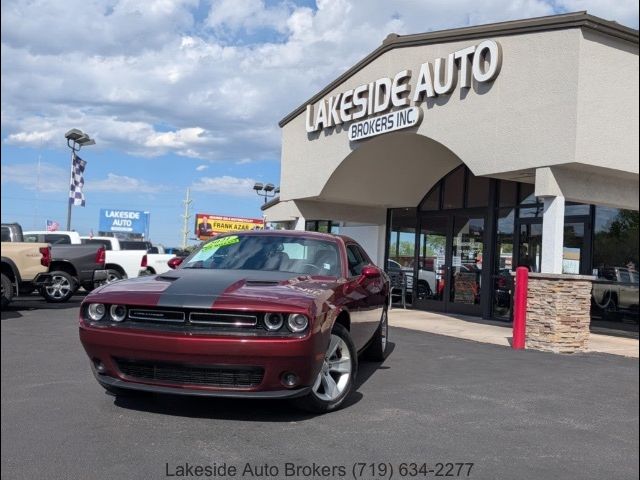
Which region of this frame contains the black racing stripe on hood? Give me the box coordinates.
[155,269,296,309]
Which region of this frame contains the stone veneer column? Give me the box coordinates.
[524,273,595,353]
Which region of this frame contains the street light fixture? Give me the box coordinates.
[253,182,279,204]
[64,128,95,230]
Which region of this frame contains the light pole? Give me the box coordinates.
[64,129,95,231]
[253,182,279,204]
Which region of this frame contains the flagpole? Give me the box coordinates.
[66,151,74,231]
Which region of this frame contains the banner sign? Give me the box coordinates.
[99,209,150,234]
[195,213,264,240]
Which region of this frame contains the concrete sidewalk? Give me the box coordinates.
[389,308,639,358]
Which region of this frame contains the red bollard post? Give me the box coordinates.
[512,266,528,350]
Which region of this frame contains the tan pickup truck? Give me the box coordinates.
[1,241,52,308]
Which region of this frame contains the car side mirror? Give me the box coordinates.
[361,265,381,279]
[168,257,183,269]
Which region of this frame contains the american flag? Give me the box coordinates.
[46,220,59,232]
[69,153,87,207]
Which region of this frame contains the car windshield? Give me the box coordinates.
[182,234,341,276]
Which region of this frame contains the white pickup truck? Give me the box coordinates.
[80,236,175,279]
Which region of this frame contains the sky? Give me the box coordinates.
[1,0,638,247]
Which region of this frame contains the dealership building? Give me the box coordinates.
[264,12,639,346]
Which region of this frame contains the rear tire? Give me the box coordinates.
[363,308,389,361]
[40,271,76,303]
[293,323,357,414]
[1,273,14,309]
[106,269,124,283]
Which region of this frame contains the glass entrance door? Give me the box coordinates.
[414,215,448,310]
[414,213,486,314]
[517,222,542,272]
[449,215,485,314]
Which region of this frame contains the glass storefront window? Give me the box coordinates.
[387,208,417,304]
[499,180,518,207]
[442,167,465,209]
[591,207,639,332]
[466,175,490,208]
[518,183,536,205]
[420,184,440,211]
[565,203,590,216]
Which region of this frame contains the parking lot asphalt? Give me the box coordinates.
[2,295,639,480]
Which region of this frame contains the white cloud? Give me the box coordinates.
[1,162,68,192]
[195,164,209,171]
[89,173,166,193]
[191,175,257,196]
[1,0,638,163]
[0,162,167,194]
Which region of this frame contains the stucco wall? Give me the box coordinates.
[279,26,638,214]
[280,28,585,203]
[575,31,639,174]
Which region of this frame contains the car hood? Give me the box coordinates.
[87,268,343,311]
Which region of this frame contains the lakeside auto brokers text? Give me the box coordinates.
[304,39,502,141]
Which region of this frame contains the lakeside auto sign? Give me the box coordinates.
[304,39,502,141]
[195,213,264,240]
[99,209,150,234]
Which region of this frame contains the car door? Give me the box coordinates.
[343,244,384,351]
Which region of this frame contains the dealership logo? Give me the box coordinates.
[348,106,422,141]
[305,40,502,140]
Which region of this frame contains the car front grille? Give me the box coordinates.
[121,307,262,334]
[115,358,264,388]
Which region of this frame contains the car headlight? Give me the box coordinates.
[87,303,106,321]
[110,304,127,322]
[264,312,284,331]
[287,314,308,333]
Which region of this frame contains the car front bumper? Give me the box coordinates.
[79,323,326,397]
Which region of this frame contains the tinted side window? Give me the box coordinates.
[346,245,366,277]
[23,234,40,243]
[44,234,70,244]
[618,269,631,283]
[1,227,11,242]
[356,246,372,265]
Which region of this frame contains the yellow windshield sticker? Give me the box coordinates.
[202,235,240,251]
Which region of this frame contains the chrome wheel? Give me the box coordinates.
[45,274,72,300]
[106,271,122,283]
[312,334,352,402]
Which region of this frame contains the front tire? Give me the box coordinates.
[293,323,357,413]
[364,308,389,361]
[40,271,76,303]
[1,273,14,309]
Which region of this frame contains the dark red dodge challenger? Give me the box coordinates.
[79,231,389,413]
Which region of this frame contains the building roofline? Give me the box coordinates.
[261,196,280,211]
[278,11,639,128]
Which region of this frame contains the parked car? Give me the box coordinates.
[1,226,52,307]
[39,245,108,302]
[79,231,390,413]
[23,230,82,245]
[592,266,639,315]
[80,236,173,279]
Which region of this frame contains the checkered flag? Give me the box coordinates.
[69,153,87,207]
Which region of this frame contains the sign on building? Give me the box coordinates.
[195,213,264,240]
[99,209,150,235]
